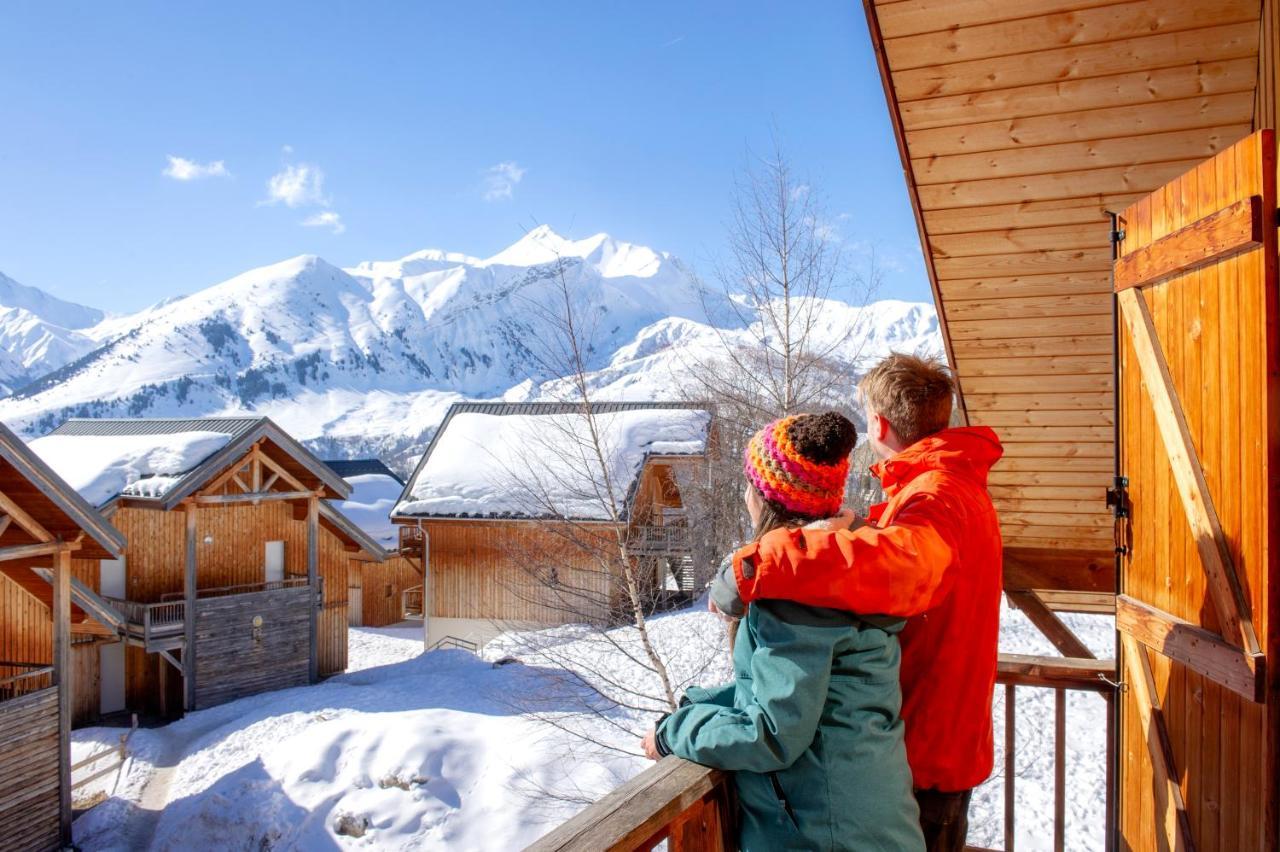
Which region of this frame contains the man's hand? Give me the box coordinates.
[641,727,661,761]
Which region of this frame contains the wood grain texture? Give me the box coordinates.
[0,687,60,852]
[1115,130,1278,851]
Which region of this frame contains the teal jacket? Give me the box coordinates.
[657,599,924,851]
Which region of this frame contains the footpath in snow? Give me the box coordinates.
[73,602,1112,851]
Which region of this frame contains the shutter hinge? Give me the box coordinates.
[1106,475,1130,556]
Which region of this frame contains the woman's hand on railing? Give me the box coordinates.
[641,726,661,761]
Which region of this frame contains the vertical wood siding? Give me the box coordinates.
[423,521,617,625]
[1257,0,1279,131]
[357,555,421,628]
[0,687,60,852]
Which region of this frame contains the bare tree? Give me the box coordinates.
[477,238,730,770]
[682,140,882,550]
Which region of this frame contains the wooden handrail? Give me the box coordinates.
[527,757,728,852]
[531,653,1118,852]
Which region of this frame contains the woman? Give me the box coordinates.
[642,411,924,851]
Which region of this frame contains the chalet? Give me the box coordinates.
[391,402,713,648]
[28,417,383,719]
[0,422,125,851]
[536,2,1280,851]
[325,459,424,628]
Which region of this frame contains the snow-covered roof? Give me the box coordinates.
[328,470,403,548]
[30,430,235,507]
[393,402,711,521]
[31,416,350,509]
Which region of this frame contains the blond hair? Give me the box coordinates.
[858,353,955,446]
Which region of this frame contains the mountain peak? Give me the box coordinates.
[482,226,665,279]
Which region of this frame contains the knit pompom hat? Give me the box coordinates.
[744,411,858,519]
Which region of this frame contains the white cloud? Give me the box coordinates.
[163,155,230,181]
[481,161,526,202]
[302,210,345,235]
[264,163,326,208]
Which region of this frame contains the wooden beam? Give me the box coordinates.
[1117,594,1262,702]
[1033,590,1116,615]
[191,490,313,505]
[257,450,310,494]
[996,653,1114,692]
[1115,195,1263,290]
[1117,286,1261,656]
[0,487,53,543]
[1006,590,1096,659]
[307,495,318,684]
[1121,635,1196,851]
[0,514,12,539]
[53,547,71,847]
[0,540,80,562]
[1003,546,1115,594]
[184,502,197,711]
[261,472,280,492]
[231,474,250,494]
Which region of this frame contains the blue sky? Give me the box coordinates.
[0,2,930,313]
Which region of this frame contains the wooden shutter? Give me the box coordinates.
[1114,130,1278,851]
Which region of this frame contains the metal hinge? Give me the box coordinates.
[1106,475,1130,556]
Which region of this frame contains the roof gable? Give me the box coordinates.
[0,422,124,559]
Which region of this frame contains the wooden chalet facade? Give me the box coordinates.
[538,2,1280,851]
[30,417,383,719]
[390,402,712,648]
[325,459,420,628]
[0,422,125,852]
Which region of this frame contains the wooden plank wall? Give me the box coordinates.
[70,641,100,725]
[1257,0,1278,131]
[423,521,616,625]
[358,554,420,628]
[0,570,50,680]
[1116,131,1277,851]
[0,686,60,852]
[868,0,1261,564]
[192,586,311,709]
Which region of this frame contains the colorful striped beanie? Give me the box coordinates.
[744,413,855,519]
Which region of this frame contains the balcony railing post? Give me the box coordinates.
[1005,682,1015,852]
[1054,687,1065,852]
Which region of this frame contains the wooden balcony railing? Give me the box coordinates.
[628,525,694,557]
[527,653,1117,852]
[0,664,54,703]
[158,576,311,603]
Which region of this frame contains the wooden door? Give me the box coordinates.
[1114,130,1278,851]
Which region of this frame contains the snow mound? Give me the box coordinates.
[394,407,711,519]
[30,430,232,506]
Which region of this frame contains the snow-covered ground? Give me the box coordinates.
[72,603,1113,852]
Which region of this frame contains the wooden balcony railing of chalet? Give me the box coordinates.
[529,654,1117,852]
[103,578,318,651]
[628,525,693,557]
[0,663,54,703]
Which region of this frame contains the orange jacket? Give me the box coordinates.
[731,426,1004,792]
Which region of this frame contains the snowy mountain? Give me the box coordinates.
[0,228,940,469]
[0,271,104,394]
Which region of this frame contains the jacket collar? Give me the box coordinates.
[870,426,1004,497]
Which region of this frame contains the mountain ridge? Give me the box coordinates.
[0,228,941,471]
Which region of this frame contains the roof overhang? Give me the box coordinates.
[862,0,1264,564]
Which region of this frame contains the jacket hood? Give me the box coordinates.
[871,426,1004,493]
